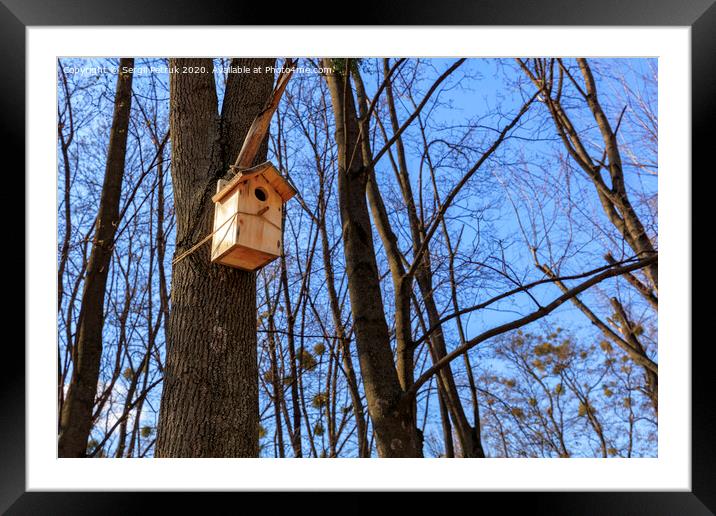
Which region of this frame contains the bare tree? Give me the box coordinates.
[518,58,658,292]
[514,58,658,414]
[59,59,134,457]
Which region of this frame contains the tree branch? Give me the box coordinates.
[406,254,658,398]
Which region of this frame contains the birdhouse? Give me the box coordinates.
[210,161,296,271]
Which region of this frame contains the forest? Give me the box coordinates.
[56,57,658,458]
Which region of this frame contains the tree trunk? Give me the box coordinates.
[378,59,485,457]
[279,251,303,457]
[353,61,485,458]
[323,60,421,458]
[317,199,370,457]
[155,58,275,457]
[58,59,134,458]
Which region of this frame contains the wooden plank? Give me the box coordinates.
[212,161,297,204]
[235,175,283,256]
[232,59,297,170]
[260,165,297,202]
[211,161,273,203]
[210,185,239,261]
[217,244,278,271]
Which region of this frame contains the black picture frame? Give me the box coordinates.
[5,0,712,512]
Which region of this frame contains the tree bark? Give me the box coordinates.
[322,60,421,458]
[318,198,370,457]
[155,58,275,457]
[279,251,303,457]
[58,58,134,457]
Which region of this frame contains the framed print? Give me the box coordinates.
[5,0,713,512]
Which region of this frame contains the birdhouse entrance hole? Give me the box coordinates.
[254,187,268,202]
[209,161,296,271]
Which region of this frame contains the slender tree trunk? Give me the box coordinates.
[155,141,171,352]
[609,297,658,414]
[155,58,275,457]
[278,250,304,457]
[519,58,658,294]
[264,279,286,458]
[323,60,421,458]
[358,61,485,457]
[576,58,658,292]
[57,65,74,311]
[58,59,134,457]
[317,198,370,457]
[351,69,421,452]
[437,381,456,457]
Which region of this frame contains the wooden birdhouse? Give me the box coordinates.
[210,161,296,271]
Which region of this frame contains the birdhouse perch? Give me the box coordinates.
[210,161,296,271]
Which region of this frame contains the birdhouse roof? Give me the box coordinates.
[212,161,297,204]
